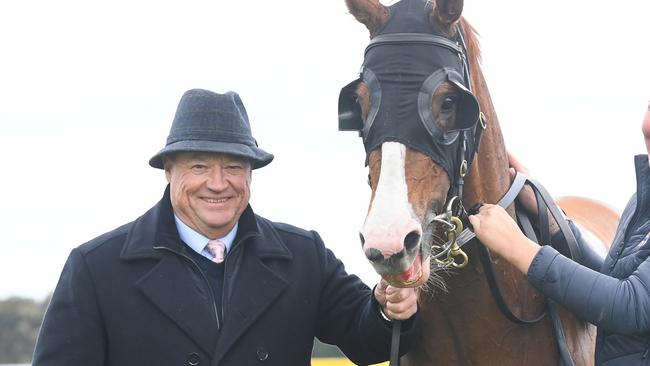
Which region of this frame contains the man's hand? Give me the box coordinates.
[374,279,418,321]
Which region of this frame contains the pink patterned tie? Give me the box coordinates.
[206,239,226,263]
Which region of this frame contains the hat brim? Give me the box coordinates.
[149,140,274,170]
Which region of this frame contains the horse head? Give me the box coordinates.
[339,2,617,364]
[340,0,484,288]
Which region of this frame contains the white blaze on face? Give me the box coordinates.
[361,141,422,257]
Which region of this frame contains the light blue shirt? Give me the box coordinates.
[174,215,237,261]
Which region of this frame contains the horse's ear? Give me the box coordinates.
[429,0,464,35]
[345,0,389,35]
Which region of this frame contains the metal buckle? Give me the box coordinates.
[429,197,469,268]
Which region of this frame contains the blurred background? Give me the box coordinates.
[1,0,649,363]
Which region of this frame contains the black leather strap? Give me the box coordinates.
[476,173,579,365]
[478,192,547,324]
[477,242,547,324]
[516,200,538,242]
[547,299,576,366]
[365,33,464,56]
[389,321,401,366]
[535,188,550,247]
[523,177,582,264]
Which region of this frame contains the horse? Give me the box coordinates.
[338,0,620,364]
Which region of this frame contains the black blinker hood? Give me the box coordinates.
[338,0,482,185]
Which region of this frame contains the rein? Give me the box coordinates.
[428,171,580,366]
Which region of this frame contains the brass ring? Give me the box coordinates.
[460,160,468,178]
[479,111,487,129]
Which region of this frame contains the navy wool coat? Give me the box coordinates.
[33,187,416,366]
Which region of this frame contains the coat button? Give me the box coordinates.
[256,347,269,361]
[187,352,201,365]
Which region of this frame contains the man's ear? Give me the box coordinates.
[163,156,173,183]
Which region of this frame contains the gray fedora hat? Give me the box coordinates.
[149,89,274,169]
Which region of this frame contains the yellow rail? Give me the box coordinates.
[311,359,388,366]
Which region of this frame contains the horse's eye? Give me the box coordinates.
[441,96,458,111]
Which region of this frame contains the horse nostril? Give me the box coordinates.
[404,231,421,252]
[359,233,365,248]
[364,247,384,263]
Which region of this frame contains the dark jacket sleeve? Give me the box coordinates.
[550,219,605,272]
[32,248,106,365]
[310,231,417,364]
[527,246,650,335]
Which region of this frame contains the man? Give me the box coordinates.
[33,89,419,365]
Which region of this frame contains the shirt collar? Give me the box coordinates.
[174,215,237,256]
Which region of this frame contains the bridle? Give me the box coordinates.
[339,23,485,270]
[338,20,485,365]
[338,17,581,366]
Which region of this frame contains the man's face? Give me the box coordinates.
[164,152,251,239]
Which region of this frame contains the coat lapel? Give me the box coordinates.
[137,253,218,355]
[122,190,293,362]
[212,238,291,363]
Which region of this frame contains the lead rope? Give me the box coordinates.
[389,321,401,366]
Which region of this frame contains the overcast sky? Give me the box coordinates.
[1,0,649,300]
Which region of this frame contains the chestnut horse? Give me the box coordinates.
[338,0,619,364]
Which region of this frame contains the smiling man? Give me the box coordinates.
[32,88,419,366]
[164,153,252,239]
